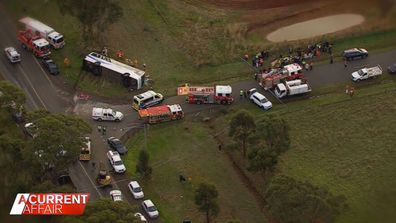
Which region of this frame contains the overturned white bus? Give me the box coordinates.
[83,52,145,90]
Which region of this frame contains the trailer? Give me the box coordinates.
[184,85,234,105]
[83,52,145,90]
[138,104,184,124]
[17,30,51,57]
[259,63,304,90]
[351,65,382,82]
[274,79,311,98]
[19,17,65,49]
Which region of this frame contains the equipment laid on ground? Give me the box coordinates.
[17,30,51,58]
[19,17,65,49]
[4,47,21,63]
[138,104,184,124]
[79,137,91,161]
[274,79,311,98]
[132,90,164,110]
[83,52,145,90]
[183,85,234,105]
[259,63,304,90]
[92,107,124,122]
[97,162,112,187]
[351,65,382,82]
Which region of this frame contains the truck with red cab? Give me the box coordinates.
[17,30,50,57]
[185,85,234,105]
[259,63,304,90]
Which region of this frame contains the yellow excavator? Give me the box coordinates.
[96,162,111,187]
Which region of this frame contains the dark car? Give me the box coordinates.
[387,63,396,74]
[41,58,60,75]
[343,48,368,61]
[107,137,128,154]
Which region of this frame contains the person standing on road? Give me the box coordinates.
[330,54,334,64]
[344,58,348,68]
[240,90,244,99]
[309,61,313,70]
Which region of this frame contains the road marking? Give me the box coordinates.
[78,161,103,198]
[17,65,48,110]
[33,57,55,88]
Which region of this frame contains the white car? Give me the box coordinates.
[4,47,21,63]
[110,190,123,202]
[128,181,144,199]
[142,199,159,219]
[134,212,147,222]
[248,88,272,110]
[107,151,126,173]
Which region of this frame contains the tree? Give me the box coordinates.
[0,81,25,108]
[229,110,256,157]
[195,183,220,223]
[60,198,139,223]
[58,0,123,46]
[248,145,278,173]
[256,115,290,154]
[265,175,348,223]
[136,150,152,178]
[23,113,91,181]
[248,115,290,172]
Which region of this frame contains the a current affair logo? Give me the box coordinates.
[10,193,90,215]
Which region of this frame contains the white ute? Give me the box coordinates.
[92,107,123,122]
[275,79,311,98]
[351,65,382,82]
[4,47,21,63]
[107,151,126,173]
[248,88,272,110]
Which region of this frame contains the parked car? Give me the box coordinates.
[128,181,144,199]
[106,150,126,173]
[343,48,368,61]
[134,212,147,222]
[248,88,272,110]
[387,63,396,74]
[24,122,38,138]
[109,190,123,202]
[107,137,128,154]
[142,199,159,219]
[41,57,60,75]
[4,47,21,63]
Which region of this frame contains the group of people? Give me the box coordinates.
[101,46,146,70]
[244,41,334,73]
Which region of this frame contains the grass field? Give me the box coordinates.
[5,0,396,99]
[124,120,267,223]
[124,79,396,223]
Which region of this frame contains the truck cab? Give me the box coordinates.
[47,32,65,49]
[92,107,124,122]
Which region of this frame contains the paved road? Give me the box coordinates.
[1,3,396,222]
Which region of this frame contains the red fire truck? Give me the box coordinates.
[183,85,234,105]
[138,104,184,124]
[259,63,304,90]
[17,30,51,57]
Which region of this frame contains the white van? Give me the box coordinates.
[132,90,163,110]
